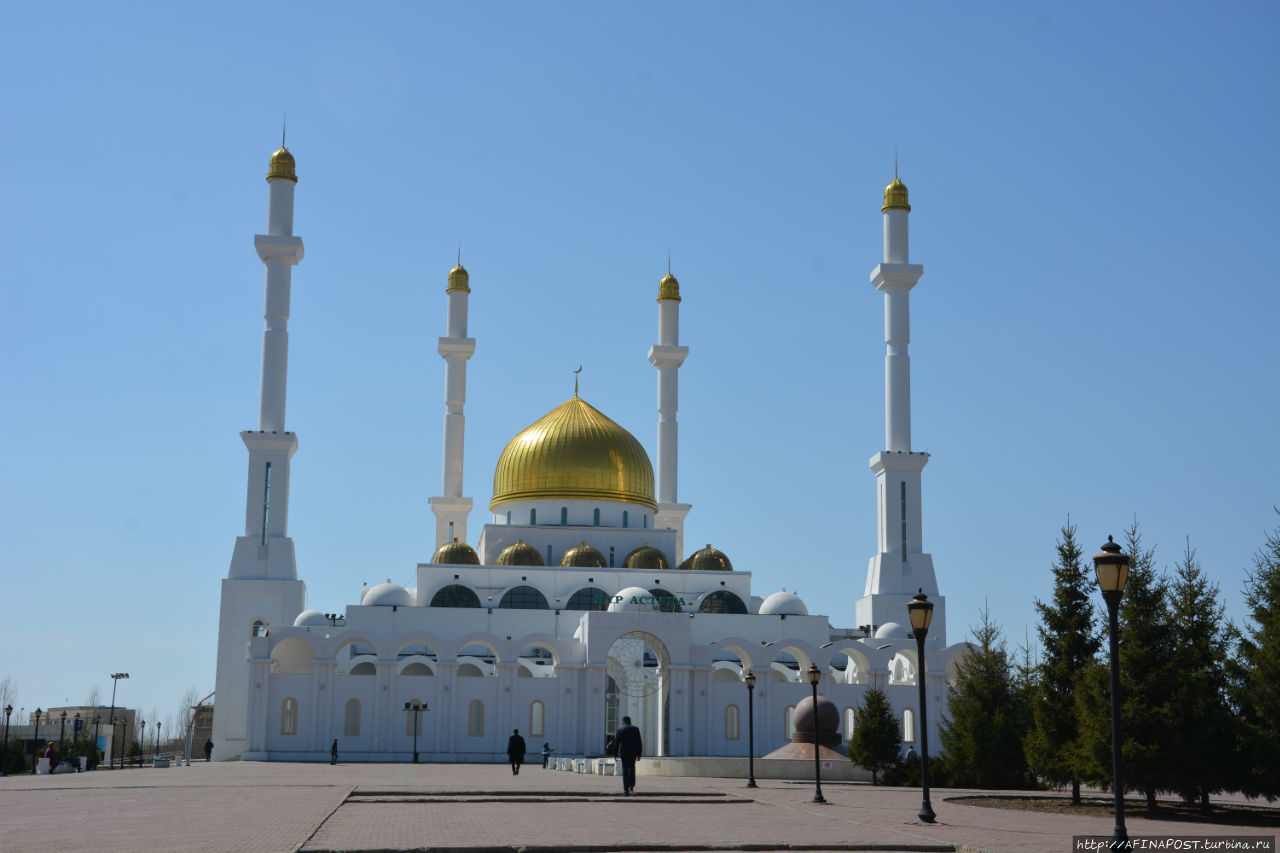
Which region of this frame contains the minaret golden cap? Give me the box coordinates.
[267,147,297,183]
[882,177,910,212]
[447,263,470,293]
[657,272,681,302]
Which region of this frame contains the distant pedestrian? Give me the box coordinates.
[44,742,59,774]
[542,742,555,769]
[330,739,338,765]
[507,728,527,775]
[613,716,642,796]
[204,739,214,762]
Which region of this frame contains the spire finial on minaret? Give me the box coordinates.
[282,115,287,150]
[574,365,582,397]
[668,252,671,275]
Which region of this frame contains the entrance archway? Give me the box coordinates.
[605,632,669,757]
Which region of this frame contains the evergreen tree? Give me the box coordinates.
[847,687,902,784]
[1025,521,1100,803]
[939,606,1029,788]
[1075,521,1176,810]
[1231,515,1280,801]
[1166,539,1235,811]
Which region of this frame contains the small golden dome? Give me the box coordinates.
[657,272,681,303]
[882,177,910,212]
[497,539,544,567]
[447,263,470,293]
[678,543,733,572]
[560,541,607,568]
[623,544,671,571]
[430,537,480,566]
[267,147,297,183]
[490,396,657,511]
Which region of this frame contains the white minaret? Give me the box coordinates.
[212,144,308,760]
[648,268,691,563]
[429,260,475,547]
[856,173,946,645]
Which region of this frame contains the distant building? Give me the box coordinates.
[212,146,965,762]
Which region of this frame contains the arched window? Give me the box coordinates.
[251,620,267,637]
[623,510,628,528]
[785,705,795,739]
[698,590,748,614]
[344,699,361,736]
[281,698,298,735]
[593,508,600,526]
[530,701,545,738]
[643,514,648,528]
[844,706,856,739]
[349,661,376,675]
[406,701,425,736]
[499,585,549,609]
[506,511,511,524]
[468,700,484,737]
[560,507,568,525]
[430,584,481,608]
[903,708,915,743]
[725,704,740,740]
[648,588,680,612]
[565,587,609,611]
[530,508,536,525]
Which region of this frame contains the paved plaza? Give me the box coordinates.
[0,761,1274,853]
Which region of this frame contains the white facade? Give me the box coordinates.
[214,149,964,764]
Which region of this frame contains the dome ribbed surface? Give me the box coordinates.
[267,147,297,182]
[430,538,480,566]
[623,544,671,571]
[497,539,545,566]
[678,544,733,572]
[490,396,656,510]
[560,541,607,568]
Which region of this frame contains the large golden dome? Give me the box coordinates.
[491,395,656,511]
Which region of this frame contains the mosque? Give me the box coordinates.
[210,145,967,764]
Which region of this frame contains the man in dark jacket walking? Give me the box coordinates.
[507,729,527,775]
[613,715,643,796]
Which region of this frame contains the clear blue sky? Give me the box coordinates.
[2,2,1276,727]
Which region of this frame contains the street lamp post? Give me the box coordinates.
[806,664,826,804]
[139,721,146,766]
[155,721,162,758]
[404,702,426,762]
[744,670,757,788]
[907,589,936,824]
[1093,535,1131,848]
[59,711,67,751]
[2,704,12,776]
[107,672,129,769]
[74,713,81,757]
[93,716,101,769]
[32,709,43,774]
[120,719,129,770]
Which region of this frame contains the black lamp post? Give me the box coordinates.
[2,704,12,776]
[74,713,81,755]
[155,721,161,758]
[906,589,936,824]
[32,709,43,774]
[139,721,146,766]
[59,711,67,751]
[404,702,426,763]
[1093,535,1131,848]
[744,670,757,788]
[107,672,129,769]
[806,663,826,804]
[93,716,101,769]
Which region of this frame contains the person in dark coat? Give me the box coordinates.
[542,742,554,769]
[204,739,214,762]
[613,716,643,796]
[330,739,338,765]
[506,729,527,775]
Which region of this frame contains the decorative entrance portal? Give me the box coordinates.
[604,632,668,756]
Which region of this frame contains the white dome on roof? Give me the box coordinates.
[293,609,328,627]
[759,590,808,616]
[875,621,909,639]
[608,586,654,613]
[362,582,413,607]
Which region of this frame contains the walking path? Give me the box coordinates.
[0,761,1273,853]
